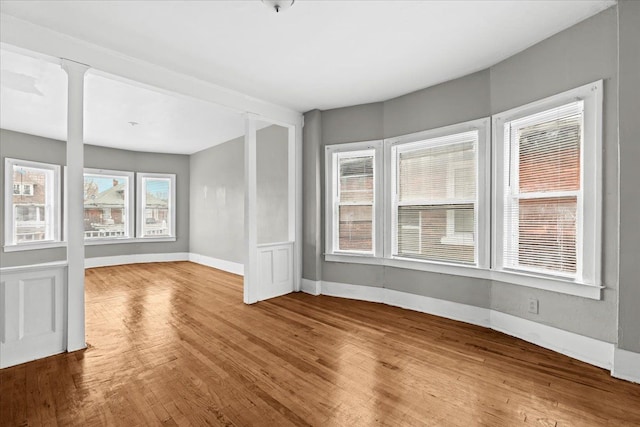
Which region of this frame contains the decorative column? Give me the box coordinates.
[62,59,89,351]
[244,114,258,304]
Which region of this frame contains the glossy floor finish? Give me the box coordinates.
[1,262,639,426]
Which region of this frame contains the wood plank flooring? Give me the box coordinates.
[1,261,639,426]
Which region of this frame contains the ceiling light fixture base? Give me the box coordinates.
[261,0,295,13]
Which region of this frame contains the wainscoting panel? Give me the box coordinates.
[257,242,294,301]
[0,264,67,369]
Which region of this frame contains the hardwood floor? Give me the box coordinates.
[1,262,639,426]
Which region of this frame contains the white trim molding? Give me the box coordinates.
[612,348,640,384]
[490,310,613,370]
[189,253,244,276]
[301,279,321,296]
[0,263,68,369]
[83,252,245,275]
[84,252,189,268]
[299,279,640,381]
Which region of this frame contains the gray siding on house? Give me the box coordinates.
[0,128,190,267]
[305,6,620,341]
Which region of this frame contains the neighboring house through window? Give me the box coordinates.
[493,80,602,285]
[137,172,176,239]
[325,140,382,256]
[83,169,134,240]
[388,119,490,267]
[323,82,601,297]
[4,158,61,247]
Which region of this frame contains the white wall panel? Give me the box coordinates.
[0,264,66,368]
[257,242,293,301]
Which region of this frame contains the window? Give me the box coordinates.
[83,169,134,241]
[4,158,61,247]
[325,141,382,256]
[323,84,601,298]
[137,173,176,239]
[493,80,602,285]
[390,129,484,265]
[13,183,34,196]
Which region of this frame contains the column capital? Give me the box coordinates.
[61,58,90,75]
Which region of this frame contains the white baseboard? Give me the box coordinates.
[321,281,492,328]
[85,252,190,268]
[311,280,627,378]
[83,252,245,276]
[301,278,321,295]
[189,253,244,276]
[612,348,640,384]
[490,311,613,370]
[386,287,492,328]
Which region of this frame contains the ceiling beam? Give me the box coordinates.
[0,14,302,127]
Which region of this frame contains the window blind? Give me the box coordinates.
[394,131,477,264]
[336,153,374,252]
[503,101,583,276]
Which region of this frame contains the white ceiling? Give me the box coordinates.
[0,0,616,154]
[0,48,269,154]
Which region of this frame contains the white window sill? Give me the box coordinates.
[85,237,135,246]
[4,236,177,251]
[324,253,603,300]
[86,236,176,245]
[135,236,177,243]
[3,241,67,252]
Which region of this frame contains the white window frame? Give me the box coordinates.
[324,140,383,257]
[136,172,176,241]
[492,80,602,288]
[385,118,491,268]
[13,183,34,196]
[323,85,603,299]
[83,168,135,245]
[4,158,63,251]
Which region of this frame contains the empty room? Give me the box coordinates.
[1,0,639,425]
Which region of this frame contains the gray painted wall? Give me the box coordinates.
[84,144,190,259]
[257,125,289,245]
[190,125,289,264]
[0,130,67,266]
[489,6,619,342]
[190,136,244,264]
[302,110,322,281]
[305,6,621,340]
[0,129,190,268]
[617,0,640,353]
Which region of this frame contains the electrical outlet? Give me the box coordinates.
[528,298,539,314]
